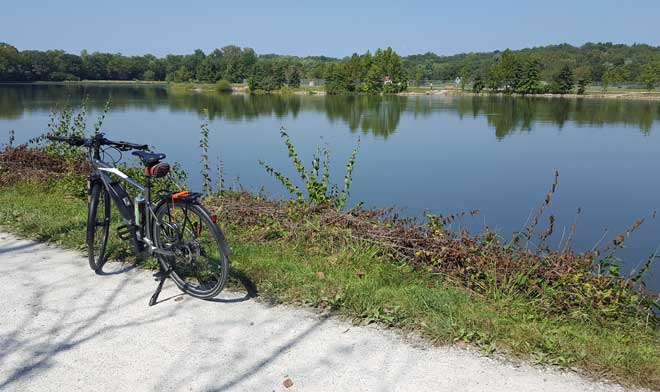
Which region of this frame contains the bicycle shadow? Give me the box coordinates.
[96,263,137,276]
[152,268,258,305]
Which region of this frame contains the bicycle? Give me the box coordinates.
[47,133,230,306]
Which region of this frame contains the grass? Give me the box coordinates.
[1,179,658,390]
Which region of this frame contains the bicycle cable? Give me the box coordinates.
[101,145,123,166]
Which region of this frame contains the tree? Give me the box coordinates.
[142,70,156,81]
[366,47,407,94]
[603,65,628,90]
[486,49,520,92]
[516,59,540,95]
[285,63,303,87]
[576,79,586,95]
[641,61,660,90]
[171,67,192,82]
[574,66,592,95]
[247,60,285,91]
[552,65,574,94]
[472,74,484,93]
[499,50,520,92]
[486,65,503,91]
[0,43,20,81]
[414,67,423,86]
[196,58,217,82]
[324,63,349,94]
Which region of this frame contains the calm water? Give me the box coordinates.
[2,84,660,291]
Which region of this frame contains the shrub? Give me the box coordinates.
[142,70,156,81]
[215,80,232,93]
[259,128,359,209]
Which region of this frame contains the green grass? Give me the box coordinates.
[1,180,659,390]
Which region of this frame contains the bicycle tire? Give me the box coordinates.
[87,183,111,272]
[153,200,229,299]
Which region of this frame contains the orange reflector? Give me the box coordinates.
[172,191,190,199]
[211,215,218,223]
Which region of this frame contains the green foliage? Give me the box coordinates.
[487,49,519,92]
[170,67,192,83]
[603,65,629,90]
[472,74,485,93]
[404,42,660,85]
[215,79,232,92]
[577,79,587,95]
[43,101,88,160]
[199,110,212,196]
[517,59,541,95]
[246,57,306,92]
[2,41,660,88]
[142,70,156,81]
[641,61,660,90]
[551,65,575,94]
[324,48,406,95]
[325,63,351,94]
[484,52,543,95]
[284,64,303,88]
[259,128,360,209]
[248,59,286,92]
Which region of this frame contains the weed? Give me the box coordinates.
[259,128,359,209]
[199,109,212,196]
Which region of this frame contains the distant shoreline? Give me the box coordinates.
[0,80,167,86]
[2,81,659,101]
[399,88,660,101]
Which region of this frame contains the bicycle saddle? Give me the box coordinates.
[132,151,166,166]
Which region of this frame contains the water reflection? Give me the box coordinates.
[0,84,658,138]
[445,96,660,138]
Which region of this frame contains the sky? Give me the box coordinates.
[2,0,659,58]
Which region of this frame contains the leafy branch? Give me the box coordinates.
[259,127,360,209]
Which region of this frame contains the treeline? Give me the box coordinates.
[324,48,406,94]
[405,43,660,88]
[0,43,259,83]
[1,42,660,92]
[462,48,660,94]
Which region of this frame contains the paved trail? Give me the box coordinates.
[0,233,642,392]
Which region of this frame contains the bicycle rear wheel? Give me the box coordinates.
[87,183,111,272]
[153,200,229,299]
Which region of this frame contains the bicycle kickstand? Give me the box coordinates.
[148,267,170,306]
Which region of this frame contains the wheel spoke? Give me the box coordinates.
[154,202,228,296]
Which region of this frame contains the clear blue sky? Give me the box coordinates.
[2,0,659,57]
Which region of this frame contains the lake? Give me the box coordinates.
[1,84,659,291]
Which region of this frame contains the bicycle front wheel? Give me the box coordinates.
[153,200,229,299]
[87,183,110,272]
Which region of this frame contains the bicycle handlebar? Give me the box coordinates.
[46,134,149,151]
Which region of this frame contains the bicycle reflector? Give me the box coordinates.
[211,215,218,223]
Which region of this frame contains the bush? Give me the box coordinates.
[259,128,359,209]
[215,80,232,93]
[49,72,80,82]
[142,70,156,81]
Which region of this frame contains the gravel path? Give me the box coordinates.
[0,233,642,392]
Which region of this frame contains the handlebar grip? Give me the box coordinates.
[104,139,149,151]
[123,142,149,150]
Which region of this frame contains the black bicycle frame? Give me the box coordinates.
[91,156,155,254]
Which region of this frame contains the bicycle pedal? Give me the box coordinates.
[117,224,137,241]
